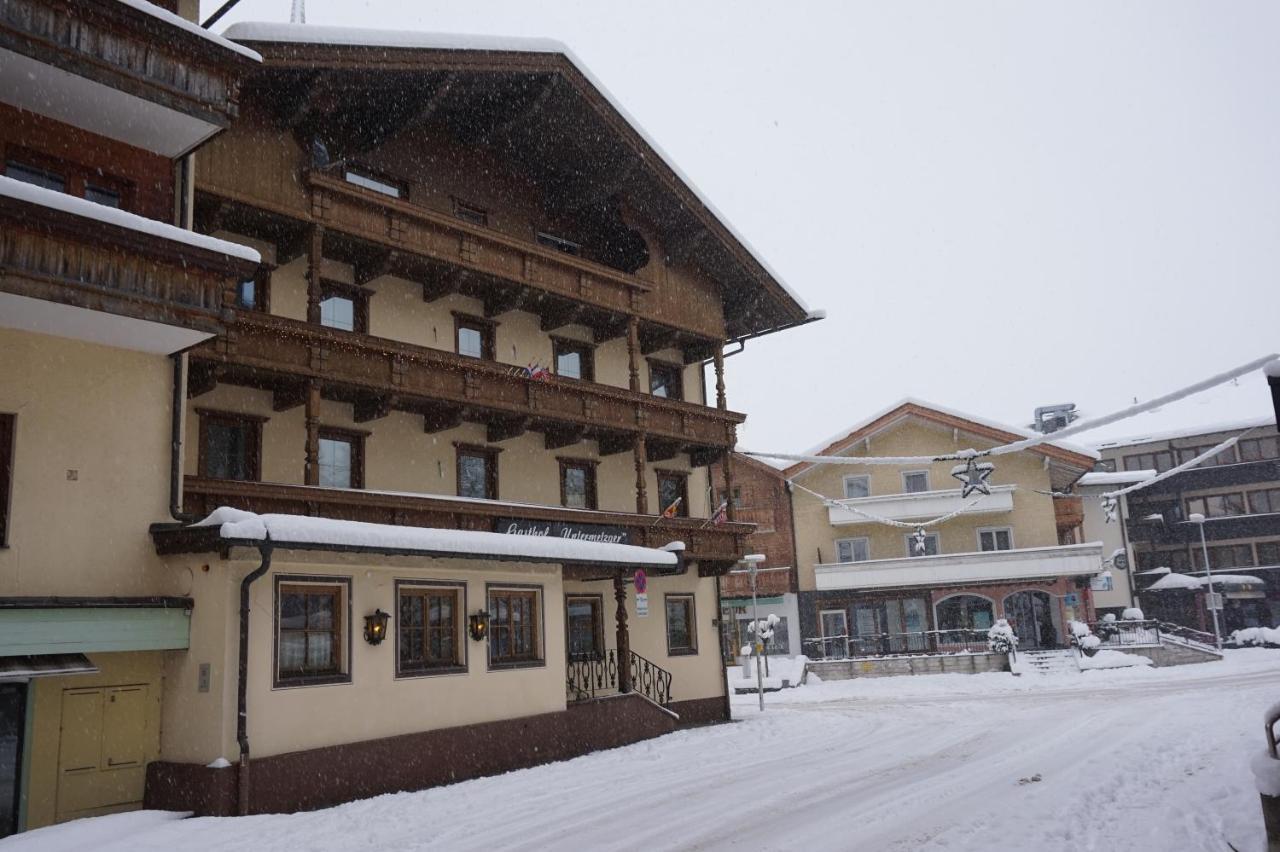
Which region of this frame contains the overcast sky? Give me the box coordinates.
[210,0,1280,451]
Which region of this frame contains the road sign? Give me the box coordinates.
[1064,593,1080,607]
[1205,591,1224,611]
[636,592,649,617]
[633,569,647,595]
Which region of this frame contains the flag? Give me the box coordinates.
[710,500,728,525]
[661,496,683,519]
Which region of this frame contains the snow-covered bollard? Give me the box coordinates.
[1255,701,1280,851]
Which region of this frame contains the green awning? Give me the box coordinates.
[0,601,192,656]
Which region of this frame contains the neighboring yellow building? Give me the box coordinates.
[787,400,1103,656]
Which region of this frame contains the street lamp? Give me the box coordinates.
[1186,512,1223,649]
[738,553,767,712]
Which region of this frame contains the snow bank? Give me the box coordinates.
[2,809,191,851]
[1252,751,1280,797]
[192,508,678,567]
[1079,650,1151,670]
[731,655,809,690]
[0,176,261,263]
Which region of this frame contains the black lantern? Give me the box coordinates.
[468,610,490,642]
[363,609,390,645]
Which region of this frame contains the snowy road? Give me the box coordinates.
[13,649,1280,852]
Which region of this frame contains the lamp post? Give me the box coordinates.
[1187,512,1223,649]
[739,553,767,712]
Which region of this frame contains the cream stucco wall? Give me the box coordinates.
[0,329,181,597]
[792,418,1063,592]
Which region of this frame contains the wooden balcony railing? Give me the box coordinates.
[191,310,743,453]
[0,0,256,155]
[180,477,751,567]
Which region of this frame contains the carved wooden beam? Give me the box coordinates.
[640,326,679,355]
[483,285,528,318]
[544,425,586,451]
[597,433,636,456]
[591,315,630,344]
[645,440,680,463]
[354,394,394,423]
[186,362,220,398]
[354,249,399,286]
[423,268,466,302]
[688,446,725,468]
[422,405,464,434]
[539,301,584,332]
[272,381,310,412]
[681,338,718,365]
[486,416,529,444]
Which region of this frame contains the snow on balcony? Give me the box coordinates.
[814,542,1104,591]
[827,485,1016,526]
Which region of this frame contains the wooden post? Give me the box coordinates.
[627,315,641,393]
[306,225,324,325]
[713,345,727,410]
[304,380,321,485]
[722,434,736,522]
[614,572,632,694]
[633,434,648,515]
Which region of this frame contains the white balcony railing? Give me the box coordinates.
[827,485,1016,526]
[814,542,1104,591]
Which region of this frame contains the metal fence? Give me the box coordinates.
[804,629,997,661]
[1087,619,1162,648]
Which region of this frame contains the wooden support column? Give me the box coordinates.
[306,225,325,325]
[614,572,632,694]
[304,380,321,485]
[713,345,727,410]
[633,434,648,515]
[627,315,641,393]
[722,439,736,522]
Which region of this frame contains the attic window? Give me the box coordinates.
[453,199,488,227]
[344,168,402,199]
[536,231,581,256]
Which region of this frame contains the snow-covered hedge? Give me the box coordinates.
[1227,626,1280,648]
[987,619,1018,654]
[1121,607,1145,621]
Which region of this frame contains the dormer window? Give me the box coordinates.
[343,167,402,199]
[536,231,581,256]
[453,199,488,227]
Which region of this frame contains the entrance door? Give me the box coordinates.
[819,610,848,659]
[1003,591,1057,650]
[0,683,25,838]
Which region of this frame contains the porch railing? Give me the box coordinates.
[566,650,673,709]
[1155,621,1220,652]
[1087,620,1162,648]
[804,629,997,661]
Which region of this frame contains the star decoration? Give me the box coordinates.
[913,527,929,555]
[1101,495,1118,524]
[951,457,994,498]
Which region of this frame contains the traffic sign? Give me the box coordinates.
[633,569,647,595]
[636,593,649,617]
[1205,591,1224,611]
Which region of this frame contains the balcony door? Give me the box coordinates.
[1003,591,1058,649]
[851,598,927,655]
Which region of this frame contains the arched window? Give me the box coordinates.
[935,595,995,632]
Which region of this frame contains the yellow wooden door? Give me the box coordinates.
[56,685,149,821]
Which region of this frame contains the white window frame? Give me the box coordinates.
[901,470,931,494]
[819,609,850,657]
[343,168,401,198]
[835,537,870,563]
[977,526,1015,552]
[903,531,940,557]
[842,474,871,499]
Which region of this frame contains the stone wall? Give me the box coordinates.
[1111,642,1222,667]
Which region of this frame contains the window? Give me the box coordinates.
[552,338,594,381]
[1194,543,1255,571]
[319,282,368,333]
[835,537,870,563]
[343,167,402,198]
[566,595,604,658]
[234,270,270,312]
[718,487,744,509]
[648,361,683,400]
[488,586,542,667]
[275,579,349,686]
[665,594,697,655]
[843,475,870,499]
[906,532,940,557]
[978,528,1013,552]
[656,470,689,517]
[452,198,488,226]
[5,156,129,208]
[902,470,930,493]
[1124,451,1175,473]
[1138,548,1192,571]
[1248,489,1280,515]
[1239,435,1280,462]
[1177,444,1238,466]
[1257,541,1280,567]
[536,231,581,256]
[83,183,121,208]
[935,595,995,632]
[198,410,262,481]
[397,582,464,676]
[5,160,65,192]
[1094,459,1118,473]
[456,445,498,500]
[559,458,597,510]
[0,414,12,547]
[317,428,364,489]
[454,314,495,360]
[1186,492,1247,519]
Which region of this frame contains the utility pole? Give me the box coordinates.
[1188,513,1222,649]
[739,554,766,712]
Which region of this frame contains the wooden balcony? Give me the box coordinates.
[0,0,258,157]
[178,477,751,569]
[0,178,258,350]
[189,310,743,458]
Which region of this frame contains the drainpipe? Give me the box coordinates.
[169,353,193,523]
[237,542,272,816]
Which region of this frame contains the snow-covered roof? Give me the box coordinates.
[1145,572,1265,592]
[0,175,260,263]
[1094,414,1276,451]
[221,22,816,325]
[792,397,1100,468]
[1076,470,1156,487]
[119,0,262,62]
[193,508,680,568]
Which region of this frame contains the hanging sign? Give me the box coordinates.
[636,593,649,617]
[495,518,631,544]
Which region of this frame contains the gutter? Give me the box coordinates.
[170,353,194,523]
[237,541,272,816]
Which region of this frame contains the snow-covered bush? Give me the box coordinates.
[1069,620,1101,656]
[987,619,1018,654]
[1121,607,1145,621]
[1227,626,1280,648]
[1095,613,1119,642]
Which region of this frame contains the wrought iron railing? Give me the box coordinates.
[630,651,673,708]
[1155,621,1220,652]
[1087,620,1162,648]
[804,629,996,661]
[567,650,617,702]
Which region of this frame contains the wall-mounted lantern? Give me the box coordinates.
[363,609,390,646]
[468,610,490,642]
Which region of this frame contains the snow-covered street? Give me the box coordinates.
[12,650,1280,852]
